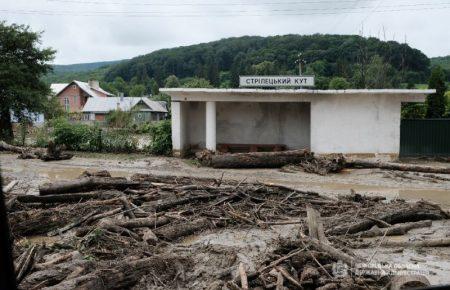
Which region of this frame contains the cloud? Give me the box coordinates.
[1,0,448,63]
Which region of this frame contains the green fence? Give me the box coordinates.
[400,119,450,157]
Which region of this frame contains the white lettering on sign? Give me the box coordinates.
[239,76,315,87]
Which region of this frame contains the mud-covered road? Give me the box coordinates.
[1,152,450,209]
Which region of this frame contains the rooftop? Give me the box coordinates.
[82,97,168,113]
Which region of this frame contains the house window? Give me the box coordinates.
[73,95,78,106]
[64,97,70,112]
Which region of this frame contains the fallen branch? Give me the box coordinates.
[348,159,450,174]
[358,220,432,238]
[377,237,450,248]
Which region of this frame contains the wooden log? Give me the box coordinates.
[390,275,430,290]
[301,237,362,266]
[3,180,18,193]
[47,210,100,236]
[113,216,170,229]
[146,194,215,212]
[204,149,312,169]
[15,245,37,283]
[39,177,141,196]
[275,271,284,290]
[306,206,330,244]
[0,141,26,153]
[378,237,450,248]
[348,159,450,174]
[327,205,446,236]
[358,220,432,238]
[20,258,93,289]
[16,191,121,204]
[34,251,81,270]
[41,256,181,290]
[154,218,210,240]
[238,263,248,290]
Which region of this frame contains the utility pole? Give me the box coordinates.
[295,53,306,76]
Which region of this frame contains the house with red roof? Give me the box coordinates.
[51,80,113,113]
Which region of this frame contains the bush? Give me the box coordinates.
[34,126,50,147]
[101,129,138,153]
[329,77,350,89]
[52,118,101,151]
[148,120,172,155]
[106,110,133,128]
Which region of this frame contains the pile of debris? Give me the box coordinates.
[0,141,73,161]
[196,149,450,175]
[5,171,450,289]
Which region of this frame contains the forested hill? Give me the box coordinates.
[431,55,450,70]
[43,60,124,84]
[103,34,430,90]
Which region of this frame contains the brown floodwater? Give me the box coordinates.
[267,180,450,210]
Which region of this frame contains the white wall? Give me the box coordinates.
[310,94,402,154]
[216,102,310,149]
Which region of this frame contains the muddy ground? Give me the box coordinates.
[2,152,450,288]
[1,152,450,208]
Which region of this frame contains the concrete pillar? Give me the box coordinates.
[171,101,187,156]
[205,101,217,151]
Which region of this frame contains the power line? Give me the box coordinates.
[1,5,449,17]
[4,2,450,15]
[46,0,380,6]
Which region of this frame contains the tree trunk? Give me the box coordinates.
[348,160,450,174]
[0,108,14,142]
[39,177,141,195]
[200,150,312,169]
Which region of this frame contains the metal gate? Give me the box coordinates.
[400,119,450,156]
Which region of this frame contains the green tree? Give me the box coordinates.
[129,84,146,97]
[426,66,447,118]
[113,76,129,95]
[182,77,213,88]
[0,22,55,141]
[328,77,350,89]
[401,103,426,119]
[43,95,64,120]
[365,55,398,89]
[164,75,180,88]
[251,61,277,75]
[150,78,159,95]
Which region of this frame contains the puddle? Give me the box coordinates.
[38,167,131,181]
[270,180,450,210]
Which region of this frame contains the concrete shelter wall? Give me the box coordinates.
[214,102,310,149]
[310,94,401,154]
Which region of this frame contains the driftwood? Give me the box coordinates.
[348,159,450,174]
[41,256,181,290]
[39,177,141,195]
[390,275,430,290]
[198,149,312,169]
[3,180,18,193]
[238,263,248,290]
[0,141,28,153]
[154,218,210,240]
[327,204,446,236]
[15,245,37,283]
[378,237,450,248]
[17,191,122,204]
[358,220,432,238]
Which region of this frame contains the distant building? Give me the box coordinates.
[82,96,168,123]
[51,80,113,113]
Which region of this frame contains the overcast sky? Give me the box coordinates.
[1,0,449,64]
